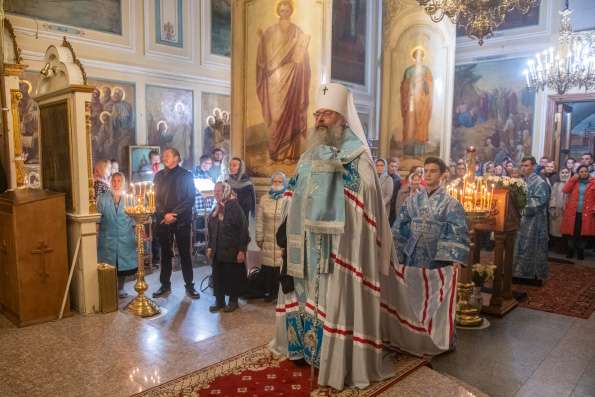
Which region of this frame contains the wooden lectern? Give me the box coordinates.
[0,189,69,326]
[472,188,520,316]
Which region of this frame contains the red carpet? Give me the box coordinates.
[514,263,595,319]
[134,345,427,397]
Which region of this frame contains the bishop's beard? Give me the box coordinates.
[308,123,346,149]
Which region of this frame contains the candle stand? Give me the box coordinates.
[125,183,160,318]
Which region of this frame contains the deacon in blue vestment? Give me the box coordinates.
[97,172,137,298]
[395,157,469,269]
[513,156,551,284]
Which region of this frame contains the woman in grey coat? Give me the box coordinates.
[375,158,394,218]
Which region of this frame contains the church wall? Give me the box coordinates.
[8,0,380,179]
[454,0,594,163]
[7,0,231,179]
[330,0,382,154]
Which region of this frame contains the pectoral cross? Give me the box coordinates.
[322,86,328,95]
[31,241,53,283]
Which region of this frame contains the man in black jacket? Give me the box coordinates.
[388,157,401,226]
[152,147,200,299]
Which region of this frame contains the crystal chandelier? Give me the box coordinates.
[416,0,540,46]
[524,1,595,95]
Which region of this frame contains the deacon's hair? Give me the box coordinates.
[212,147,224,155]
[521,156,536,165]
[424,157,447,174]
[110,158,118,164]
[148,150,160,159]
[164,147,181,160]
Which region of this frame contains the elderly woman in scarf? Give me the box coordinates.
[394,168,423,215]
[256,171,288,302]
[375,158,394,217]
[207,181,250,313]
[226,157,256,218]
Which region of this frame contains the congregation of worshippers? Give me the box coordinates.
[81,81,589,387]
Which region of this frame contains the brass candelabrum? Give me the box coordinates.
[124,182,160,318]
[450,146,494,327]
[456,209,494,328]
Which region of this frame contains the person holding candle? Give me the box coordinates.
[152,147,200,299]
[513,156,551,285]
[97,172,137,299]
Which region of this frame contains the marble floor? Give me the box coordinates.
[1,257,594,397]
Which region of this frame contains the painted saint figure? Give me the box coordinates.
[256,0,311,163]
[400,47,433,156]
[18,80,40,164]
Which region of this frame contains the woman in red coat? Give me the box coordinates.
[560,165,595,259]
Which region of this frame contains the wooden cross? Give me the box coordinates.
[31,241,53,282]
[322,86,328,95]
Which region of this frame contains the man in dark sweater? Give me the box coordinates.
[152,147,200,299]
[388,157,401,226]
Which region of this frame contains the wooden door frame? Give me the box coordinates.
[544,92,595,165]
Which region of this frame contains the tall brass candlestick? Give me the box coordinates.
[125,197,160,318]
[455,146,484,327]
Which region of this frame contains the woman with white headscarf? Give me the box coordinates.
[207,182,250,313]
[256,171,288,302]
[375,158,393,217]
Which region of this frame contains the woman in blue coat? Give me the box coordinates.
[97,172,137,298]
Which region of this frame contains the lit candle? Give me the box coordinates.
[143,182,147,205]
[473,181,478,211]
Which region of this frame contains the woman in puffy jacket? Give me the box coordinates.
[560,165,595,259]
[256,171,288,302]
